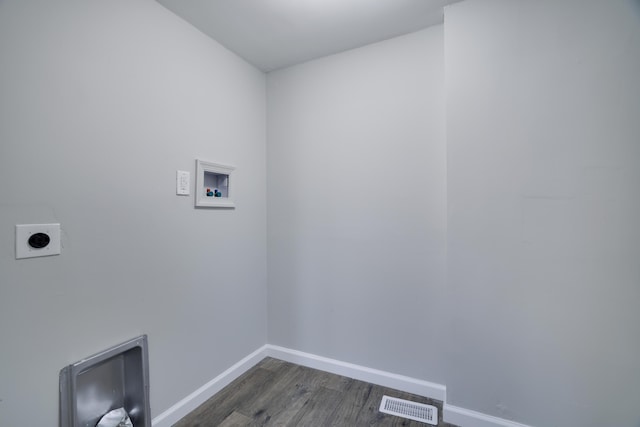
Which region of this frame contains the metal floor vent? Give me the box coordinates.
[379,395,438,425]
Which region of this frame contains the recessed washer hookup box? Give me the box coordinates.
[59,335,151,427]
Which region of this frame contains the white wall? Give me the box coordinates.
[0,1,267,425]
[267,27,447,382]
[445,0,640,426]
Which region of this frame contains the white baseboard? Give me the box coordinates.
[444,404,534,427]
[264,344,447,402]
[152,344,535,427]
[151,346,269,427]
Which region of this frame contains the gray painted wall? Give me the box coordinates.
[266,27,448,382]
[445,0,640,426]
[2,1,639,426]
[0,1,267,425]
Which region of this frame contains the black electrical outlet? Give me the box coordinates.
[28,232,50,249]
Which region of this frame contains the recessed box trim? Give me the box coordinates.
[195,159,236,208]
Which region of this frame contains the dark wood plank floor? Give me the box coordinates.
[174,357,459,427]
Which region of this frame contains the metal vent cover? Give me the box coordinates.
[379,395,438,425]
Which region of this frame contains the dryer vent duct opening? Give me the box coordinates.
[59,335,151,427]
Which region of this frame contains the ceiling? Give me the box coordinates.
[156,0,462,72]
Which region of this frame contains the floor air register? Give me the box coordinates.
[379,395,438,425]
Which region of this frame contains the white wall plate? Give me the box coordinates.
[176,170,191,195]
[16,223,61,259]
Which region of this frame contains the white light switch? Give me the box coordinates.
[16,223,61,259]
[176,170,190,195]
